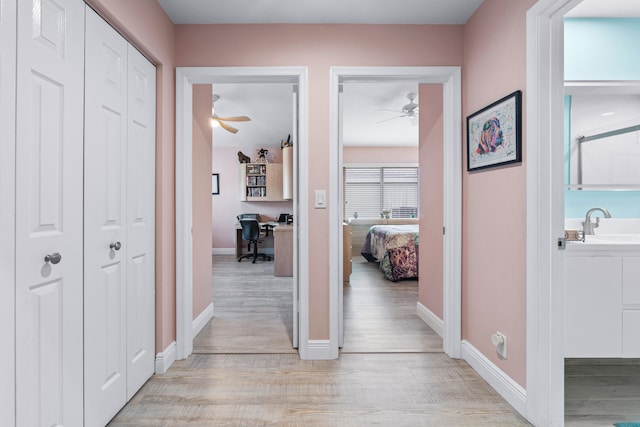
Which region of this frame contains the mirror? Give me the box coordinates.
[565,81,640,190]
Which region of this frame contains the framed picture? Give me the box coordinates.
[212,173,219,195]
[467,90,522,171]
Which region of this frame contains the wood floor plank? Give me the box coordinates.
[108,255,530,426]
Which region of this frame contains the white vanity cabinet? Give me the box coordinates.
[565,248,640,358]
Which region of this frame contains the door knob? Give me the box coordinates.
[44,252,62,264]
[110,241,122,251]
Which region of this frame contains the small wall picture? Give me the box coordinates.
[466,90,522,171]
[212,173,219,195]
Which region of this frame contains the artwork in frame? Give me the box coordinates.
[212,173,219,195]
[466,90,522,172]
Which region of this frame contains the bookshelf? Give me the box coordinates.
[240,162,283,201]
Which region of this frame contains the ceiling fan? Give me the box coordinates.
[211,94,251,134]
[377,92,419,124]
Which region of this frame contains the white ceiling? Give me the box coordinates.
[170,0,640,149]
[157,0,485,25]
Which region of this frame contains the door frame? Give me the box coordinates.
[0,0,16,423]
[525,0,580,424]
[329,66,462,357]
[175,66,309,359]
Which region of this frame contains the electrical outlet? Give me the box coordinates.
[491,331,507,359]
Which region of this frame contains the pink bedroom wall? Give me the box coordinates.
[343,146,418,164]
[418,85,444,319]
[192,85,213,320]
[85,0,176,353]
[212,146,293,250]
[463,0,535,388]
[176,24,464,340]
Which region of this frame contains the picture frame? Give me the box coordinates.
[466,90,522,172]
[212,173,219,195]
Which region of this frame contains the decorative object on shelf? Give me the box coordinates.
[381,209,391,219]
[467,90,522,172]
[281,133,293,148]
[256,148,269,163]
[211,173,219,195]
[237,151,251,163]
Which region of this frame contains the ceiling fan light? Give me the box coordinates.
[210,117,220,128]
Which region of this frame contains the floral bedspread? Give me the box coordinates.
[361,224,419,281]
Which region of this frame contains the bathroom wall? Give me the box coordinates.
[564,18,640,218]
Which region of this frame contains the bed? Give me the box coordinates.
[361,224,419,281]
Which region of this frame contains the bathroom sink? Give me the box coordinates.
[583,234,640,244]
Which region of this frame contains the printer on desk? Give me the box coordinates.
[277,213,293,225]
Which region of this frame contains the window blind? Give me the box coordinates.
[344,167,419,219]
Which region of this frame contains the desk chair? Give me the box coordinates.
[237,219,272,263]
[237,213,259,221]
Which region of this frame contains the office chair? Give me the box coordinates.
[237,213,259,221]
[237,219,272,263]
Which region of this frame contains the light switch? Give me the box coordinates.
[315,190,327,209]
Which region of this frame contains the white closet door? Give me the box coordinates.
[126,44,156,398]
[15,0,85,426]
[83,7,129,426]
[0,0,16,425]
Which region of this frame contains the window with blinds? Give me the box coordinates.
[344,167,419,219]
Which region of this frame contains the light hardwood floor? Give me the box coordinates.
[109,255,530,426]
[565,358,640,426]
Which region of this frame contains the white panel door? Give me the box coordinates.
[0,0,17,425]
[126,44,156,399]
[15,0,85,426]
[83,8,128,426]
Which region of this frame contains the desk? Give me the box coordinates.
[234,222,278,259]
[273,225,293,277]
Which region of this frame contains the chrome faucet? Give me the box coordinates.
[582,207,612,237]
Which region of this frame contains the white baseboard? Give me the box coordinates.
[461,340,527,418]
[212,248,275,255]
[155,341,176,374]
[193,302,214,337]
[299,340,335,360]
[212,248,235,255]
[416,302,444,338]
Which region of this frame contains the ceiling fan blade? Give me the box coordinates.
[379,109,404,113]
[215,115,251,122]
[376,115,407,124]
[218,120,239,134]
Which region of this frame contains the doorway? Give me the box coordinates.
[175,67,309,360]
[329,66,462,358]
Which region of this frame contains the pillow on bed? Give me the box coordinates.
[386,244,418,281]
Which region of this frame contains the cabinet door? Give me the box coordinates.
[84,8,128,426]
[565,256,622,357]
[266,163,283,201]
[15,0,85,425]
[623,257,640,305]
[0,0,16,424]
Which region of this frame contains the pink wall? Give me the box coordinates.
[212,146,293,250]
[86,0,176,353]
[418,85,444,319]
[343,146,418,164]
[463,0,535,388]
[176,24,464,339]
[192,85,213,319]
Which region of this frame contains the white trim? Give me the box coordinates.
[212,248,235,255]
[0,1,16,424]
[343,162,419,168]
[304,340,334,360]
[329,66,462,360]
[526,1,581,426]
[416,302,444,338]
[192,303,214,338]
[176,66,309,361]
[461,340,527,419]
[155,341,177,374]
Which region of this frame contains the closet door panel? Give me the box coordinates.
[83,7,128,427]
[15,0,85,426]
[126,44,156,398]
[0,0,17,425]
